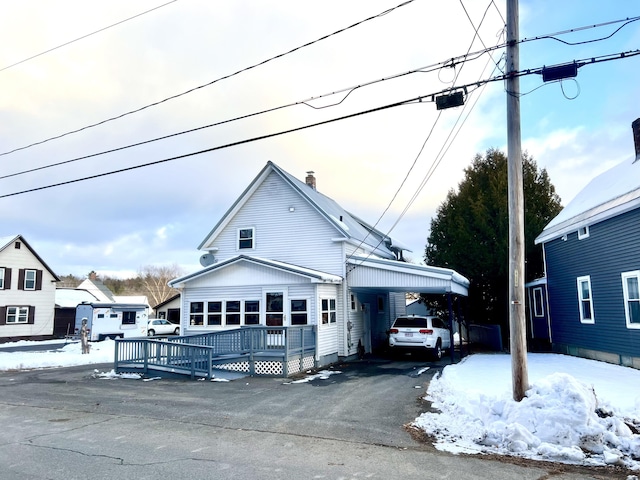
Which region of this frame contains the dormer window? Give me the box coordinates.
[238,227,255,250]
[578,225,590,240]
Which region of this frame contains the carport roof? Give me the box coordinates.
[347,256,469,296]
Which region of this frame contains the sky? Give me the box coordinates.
[1,1,639,278]
[1,341,639,472]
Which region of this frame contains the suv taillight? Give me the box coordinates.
[419,329,433,334]
[389,328,399,334]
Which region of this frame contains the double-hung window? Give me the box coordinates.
[244,300,260,325]
[290,299,308,325]
[0,268,4,289]
[621,271,640,329]
[238,227,255,250]
[24,270,36,290]
[577,276,595,324]
[190,302,204,326]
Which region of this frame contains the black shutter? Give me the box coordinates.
[0,307,5,325]
[35,270,43,290]
[4,268,11,290]
[18,269,24,290]
[28,306,35,324]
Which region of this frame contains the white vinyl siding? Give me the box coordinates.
[206,172,345,276]
[577,276,595,324]
[0,238,56,338]
[621,271,640,329]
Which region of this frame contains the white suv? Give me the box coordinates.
[388,315,451,359]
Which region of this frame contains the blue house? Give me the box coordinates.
[534,118,640,368]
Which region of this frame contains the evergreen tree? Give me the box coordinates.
[425,148,562,332]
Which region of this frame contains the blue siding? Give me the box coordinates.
[545,208,640,357]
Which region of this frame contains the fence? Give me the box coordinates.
[114,325,317,379]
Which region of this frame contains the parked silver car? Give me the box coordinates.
[388,315,451,359]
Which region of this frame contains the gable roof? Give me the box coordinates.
[169,255,342,288]
[77,277,116,302]
[536,157,640,244]
[198,161,402,259]
[0,234,60,281]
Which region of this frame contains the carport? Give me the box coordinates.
[346,255,469,357]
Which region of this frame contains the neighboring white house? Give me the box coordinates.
[169,162,469,366]
[0,234,60,340]
[153,293,181,323]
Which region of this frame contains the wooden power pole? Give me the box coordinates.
[506,0,529,401]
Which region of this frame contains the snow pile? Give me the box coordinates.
[0,339,115,371]
[414,354,640,470]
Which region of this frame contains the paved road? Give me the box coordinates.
[0,357,629,479]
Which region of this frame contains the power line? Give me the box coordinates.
[346,0,504,264]
[2,48,638,200]
[0,43,501,181]
[1,1,178,72]
[0,0,417,157]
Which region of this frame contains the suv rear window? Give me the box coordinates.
[392,317,429,328]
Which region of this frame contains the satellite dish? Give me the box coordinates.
[199,253,216,267]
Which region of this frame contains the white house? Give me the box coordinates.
[0,234,59,340]
[169,162,469,367]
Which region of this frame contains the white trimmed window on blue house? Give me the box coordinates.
[577,276,595,324]
[578,225,590,240]
[621,271,640,329]
[532,286,545,317]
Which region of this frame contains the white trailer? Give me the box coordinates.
[75,302,148,341]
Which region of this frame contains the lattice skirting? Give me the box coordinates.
[213,355,316,377]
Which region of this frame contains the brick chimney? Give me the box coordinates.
[305,171,316,190]
[633,118,640,163]
[89,271,97,281]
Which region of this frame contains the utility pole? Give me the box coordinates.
[506,0,529,401]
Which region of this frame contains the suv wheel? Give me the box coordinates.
[433,340,443,360]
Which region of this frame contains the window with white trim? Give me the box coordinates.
[578,225,590,240]
[350,293,358,311]
[290,299,308,325]
[577,276,594,324]
[238,227,255,250]
[0,268,4,289]
[532,287,545,318]
[321,298,336,324]
[190,302,204,326]
[244,300,260,325]
[24,269,36,290]
[7,306,29,324]
[226,301,241,325]
[207,301,222,325]
[621,271,640,329]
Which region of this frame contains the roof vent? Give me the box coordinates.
[305,171,316,190]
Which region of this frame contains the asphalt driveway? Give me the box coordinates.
[0,357,624,479]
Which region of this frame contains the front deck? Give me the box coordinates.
[114,325,317,379]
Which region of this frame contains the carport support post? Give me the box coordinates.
[447,292,455,363]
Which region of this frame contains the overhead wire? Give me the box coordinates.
[346,0,500,265]
[0,44,504,180]
[0,0,179,72]
[0,0,417,157]
[1,48,638,200]
[2,8,633,161]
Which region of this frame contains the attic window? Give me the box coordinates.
[578,226,590,240]
[14,242,21,249]
[238,227,255,250]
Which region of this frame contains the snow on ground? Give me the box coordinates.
[0,339,115,370]
[1,340,639,471]
[413,353,640,471]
